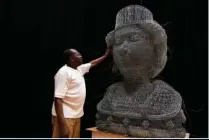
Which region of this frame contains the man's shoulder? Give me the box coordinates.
[55,65,72,77]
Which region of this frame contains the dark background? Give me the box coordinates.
[0,0,208,138]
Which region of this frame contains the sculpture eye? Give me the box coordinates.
[122,38,127,42]
[114,40,122,46]
[129,35,140,41]
[145,36,150,41]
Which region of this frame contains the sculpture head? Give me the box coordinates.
[106,5,168,81]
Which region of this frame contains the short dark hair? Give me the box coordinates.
[63,49,72,64]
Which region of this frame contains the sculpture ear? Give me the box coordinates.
[138,21,168,78]
[149,42,168,78]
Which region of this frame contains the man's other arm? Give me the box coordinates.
[54,73,69,137]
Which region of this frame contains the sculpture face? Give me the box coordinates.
[113,25,154,79]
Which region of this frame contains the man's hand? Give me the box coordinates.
[105,48,110,57]
[104,47,111,57]
[89,46,112,68]
[59,122,69,138]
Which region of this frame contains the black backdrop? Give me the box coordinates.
[0,0,208,138]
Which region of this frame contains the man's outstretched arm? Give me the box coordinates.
[89,47,111,68]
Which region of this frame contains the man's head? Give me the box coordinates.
[63,48,83,68]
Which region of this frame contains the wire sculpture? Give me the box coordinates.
[96,5,187,138]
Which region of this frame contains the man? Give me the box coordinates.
[51,47,111,138]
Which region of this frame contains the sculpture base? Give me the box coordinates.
[86,127,190,138]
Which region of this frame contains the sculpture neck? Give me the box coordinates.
[123,75,152,93]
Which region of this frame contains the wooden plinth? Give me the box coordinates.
[86,127,130,138]
[86,127,190,138]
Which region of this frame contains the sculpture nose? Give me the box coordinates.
[122,41,129,54]
[123,48,129,54]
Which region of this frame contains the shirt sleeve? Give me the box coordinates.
[54,73,69,98]
[77,63,91,75]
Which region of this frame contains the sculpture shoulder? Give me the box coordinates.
[105,82,123,96]
[145,80,183,120]
[96,83,123,115]
[151,80,182,100]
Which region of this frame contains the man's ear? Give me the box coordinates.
[70,56,74,62]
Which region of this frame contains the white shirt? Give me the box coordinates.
[51,63,91,118]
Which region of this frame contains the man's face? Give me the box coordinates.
[70,49,83,66]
